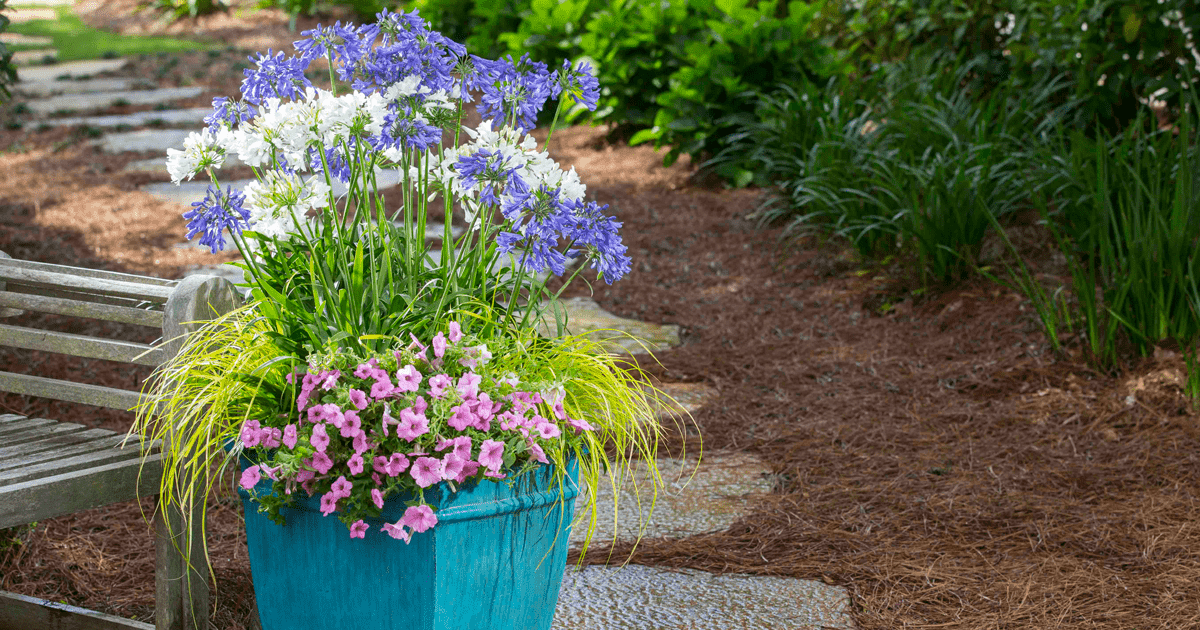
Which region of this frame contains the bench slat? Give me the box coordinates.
[0,323,164,366]
[0,433,135,473]
[0,444,149,488]
[0,257,177,287]
[0,291,164,327]
[0,371,143,410]
[0,452,165,529]
[0,266,173,303]
[0,417,57,437]
[0,427,117,461]
[0,590,155,630]
[3,282,165,311]
[0,421,89,448]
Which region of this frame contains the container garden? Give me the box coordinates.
[239,456,579,630]
[131,9,668,630]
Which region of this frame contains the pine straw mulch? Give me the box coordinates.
[3,23,1200,629]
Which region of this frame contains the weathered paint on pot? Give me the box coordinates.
[239,459,579,630]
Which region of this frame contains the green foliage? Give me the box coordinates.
[748,55,1076,286]
[7,7,211,60]
[630,0,850,167]
[812,0,1200,130]
[0,0,15,102]
[148,0,224,19]
[407,0,530,58]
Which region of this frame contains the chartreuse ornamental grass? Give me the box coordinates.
[128,8,671,589]
[6,6,211,61]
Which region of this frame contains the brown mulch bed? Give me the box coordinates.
[3,9,1200,628]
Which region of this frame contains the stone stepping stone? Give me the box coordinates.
[0,33,53,46]
[18,59,129,82]
[12,49,57,66]
[44,107,212,128]
[6,7,56,23]
[25,86,204,116]
[545,297,680,355]
[16,77,148,98]
[571,450,770,550]
[553,565,854,630]
[100,128,193,153]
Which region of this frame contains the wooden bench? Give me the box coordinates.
[0,250,241,630]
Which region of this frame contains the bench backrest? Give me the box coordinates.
[0,250,242,410]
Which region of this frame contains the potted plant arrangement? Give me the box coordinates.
[132,10,667,630]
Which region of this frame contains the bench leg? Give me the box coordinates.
[154,497,210,630]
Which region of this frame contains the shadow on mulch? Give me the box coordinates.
[2,118,1200,629]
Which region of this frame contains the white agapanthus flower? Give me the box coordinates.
[165,128,225,184]
[243,170,332,242]
[428,120,588,229]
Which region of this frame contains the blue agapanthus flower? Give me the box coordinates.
[352,9,465,95]
[295,22,368,68]
[183,185,250,254]
[566,202,631,283]
[470,54,554,130]
[204,97,256,133]
[553,60,600,111]
[241,50,312,105]
[377,106,444,153]
[456,149,530,208]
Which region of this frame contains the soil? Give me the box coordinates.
[3,5,1200,629]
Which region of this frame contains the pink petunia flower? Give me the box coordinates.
[528,440,549,465]
[260,427,283,449]
[402,505,438,533]
[410,457,443,488]
[319,370,341,391]
[457,372,482,400]
[435,435,473,460]
[319,492,339,516]
[432,332,447,358]
[349,520,369,539]
[455,460,480,483]
[448,321,463,343]
[295,469,314,483]
[478,440,505,472]
[352,431,370,454]
[382,522,411,543]
[347,454,365,475]
[372,455,389,475]
[353,362,376,379]
[370,375,395,400]
[427,374,452,399]
[484,470,507,480]
[340,410,362,438]
[282,424,298,449]
[310,423,330,453]
[239,465,261,490]
[413,395,428,414]
[537,422,561,439]
[447,403,476,431]
[567,416,596,434]
[239,419,262,448]
[331,475,353,499]
[309,451,334,475]
[395,407,429,441]
[348,388,369,410]
[440,453,465,481]
[394,364,422,393]
[385,453,410,477]
[371,488,385,509]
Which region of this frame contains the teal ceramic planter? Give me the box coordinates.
[238,458,579,630]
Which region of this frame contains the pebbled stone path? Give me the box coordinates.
[554,565,854,630]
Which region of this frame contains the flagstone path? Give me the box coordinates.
[11,53,857,629]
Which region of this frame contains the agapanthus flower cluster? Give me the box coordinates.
[237,321,595,541]
[166,8,628,281]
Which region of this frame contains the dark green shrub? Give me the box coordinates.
[0,0,16,102]
[623,0,850,167]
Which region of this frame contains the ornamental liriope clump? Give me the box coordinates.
[144,10,664,547]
